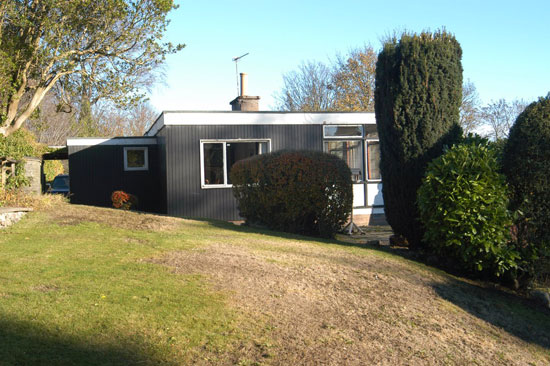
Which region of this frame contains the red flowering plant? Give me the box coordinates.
[111,190,138,210]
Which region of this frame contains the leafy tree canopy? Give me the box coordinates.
[0,0,183,137]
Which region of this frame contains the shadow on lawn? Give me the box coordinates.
[0,318,165,366]
[204,218,411,256]
[432,279,550,350]
[206,219,550,350]
[206,218,363,243]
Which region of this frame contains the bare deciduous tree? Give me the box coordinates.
[275,46,377,112]
[26,94,157,144]
[95,102,158,137]
[25,93,79,145]
[275,61,335,111]
[460,80,482,134]
[481,99,528,140]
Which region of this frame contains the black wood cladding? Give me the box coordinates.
[68,143,162,213]
[163,124,323,220]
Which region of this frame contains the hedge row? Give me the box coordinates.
[418,96,550,283]
[503,95,550,282]
[230,150,352,238]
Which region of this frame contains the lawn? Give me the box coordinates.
[0,202,549,365]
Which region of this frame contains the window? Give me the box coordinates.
[124,147,148,171]
[366,141,381,180]
[364,124,378,139]
[201,140,269,188]
[203,143,224,185]
[323,125,363,138]
[325,141,363,181]
[323,124,381,182]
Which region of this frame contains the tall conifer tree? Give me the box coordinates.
[375,30,463,248]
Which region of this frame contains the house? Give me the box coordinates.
[67,74,384,225]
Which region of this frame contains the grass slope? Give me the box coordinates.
[0,203,549,365]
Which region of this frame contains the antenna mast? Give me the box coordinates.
[232,52,249,96]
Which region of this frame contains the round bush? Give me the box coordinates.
[417,141,519,276]
[230,150,353,238]
[503,96,550,279]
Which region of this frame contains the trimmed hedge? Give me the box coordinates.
[418,141,519,277]
[503,95,550,281]
[374,30,463,249]
[230,150,353,238]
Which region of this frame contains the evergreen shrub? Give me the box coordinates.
[375,30,463,248]
[503,96,550,281]
[230,151,353,238]
[418,141,519,277]
[0,129,43,190]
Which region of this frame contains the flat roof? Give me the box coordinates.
[145,111,376,136]
[66,137,157,147]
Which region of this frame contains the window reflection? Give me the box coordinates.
[325,140,363,181]
[203,143,224,185]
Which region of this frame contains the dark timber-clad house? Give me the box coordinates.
[67,74,384,225]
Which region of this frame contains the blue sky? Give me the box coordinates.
[148,0,550,112]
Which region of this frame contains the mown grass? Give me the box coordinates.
[1,205,549,365]
[0,212,242,365]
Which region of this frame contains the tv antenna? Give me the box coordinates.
[232,52,249,96]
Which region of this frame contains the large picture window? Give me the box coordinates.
[201,140,269,188]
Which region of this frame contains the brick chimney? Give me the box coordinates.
[230,73,260,111]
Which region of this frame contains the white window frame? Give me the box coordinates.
[324,139,364,182]
[200,139,271,189]
[323,124,364,139]
[365,139,382,182]
[124,146,149,171]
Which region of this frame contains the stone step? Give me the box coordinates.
[0,207,33,214]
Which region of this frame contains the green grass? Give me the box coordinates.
[0,213,240,365]
[1,207,549,365]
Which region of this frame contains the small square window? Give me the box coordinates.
[124,147,149,171]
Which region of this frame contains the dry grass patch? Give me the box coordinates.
[42,202,184,231]
[6,201,549,365]
[154,238,550,366]
[0,190,67,210]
